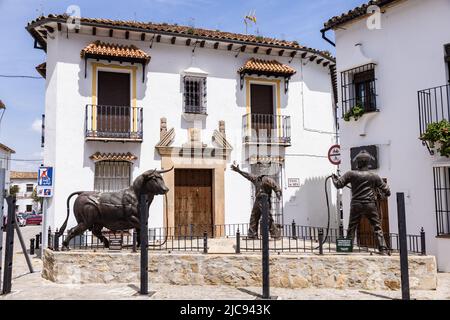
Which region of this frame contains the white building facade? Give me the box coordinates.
[322,0,450,271]
[27,14,338,237]
[0,143,14,191]
[10,171,38,214]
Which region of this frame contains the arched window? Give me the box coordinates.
[94,161,131,192]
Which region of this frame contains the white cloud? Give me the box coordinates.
[31,118,42,133]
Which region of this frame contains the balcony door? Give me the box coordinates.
[97,71,131,137]
[250,84,274,142]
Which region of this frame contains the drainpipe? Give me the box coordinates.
[321,29,336,47]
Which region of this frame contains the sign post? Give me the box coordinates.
[37,166,53,257]
[0,168,5,290]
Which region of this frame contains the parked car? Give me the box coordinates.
[16,214,27,227]
[25,214,42,225]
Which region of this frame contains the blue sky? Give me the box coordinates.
[0,0,365,171]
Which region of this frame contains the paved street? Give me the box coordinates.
[1,226,450,300]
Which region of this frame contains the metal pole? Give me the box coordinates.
[318,228,324,255]
[13,217,34,273]
[396,193,410,300]
[420,227,426,256]
[139,194,148,295]
[30,239,35,255]
[236,229,241,254]
[291,220,297,239]
[41,198,48,257]
[0,168,5,291]
[261,193,270,299]
[2,196,15,294]
[203,231,208,254]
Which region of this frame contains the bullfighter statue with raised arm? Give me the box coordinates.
[231,162,282,239]
[332,150,391,255]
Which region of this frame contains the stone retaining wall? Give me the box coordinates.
[42,249,437,290]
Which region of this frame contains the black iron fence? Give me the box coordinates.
[242,113,291,145]
[418,83,450,154]
[85,104,143,141]
[46,222,426,255]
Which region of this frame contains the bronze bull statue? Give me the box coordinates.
[58,167,173,249]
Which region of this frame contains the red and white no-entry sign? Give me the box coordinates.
[328,144,341,165]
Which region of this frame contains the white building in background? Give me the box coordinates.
[0,142,15,192]
[26,14,338,236]
[322,0,450,271]
[10,171,38,214]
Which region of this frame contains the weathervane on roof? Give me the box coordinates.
[244,10,257,35]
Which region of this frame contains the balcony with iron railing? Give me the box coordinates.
[418,84,450,154]
[85,104,143,142]
[242,113,291,146]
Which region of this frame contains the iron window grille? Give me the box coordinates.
[340,63,378,117]
[94,161,131,193]
[446,44,450,83]
[183,76,207,114]
[433,166,450,236]
[26,184,34,193]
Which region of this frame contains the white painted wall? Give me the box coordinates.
[43,26,337,234]
[10,178,38,213]
[334,0,450,271]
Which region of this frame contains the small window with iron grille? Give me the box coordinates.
[183,76,207,114]
[94,161,131,192]
[433,166,450,236]
[340,63,378,118]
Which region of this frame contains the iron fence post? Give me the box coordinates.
[39,232,42,244]
[261,193,270,299]
[132,229,137,253]
[139,194,149,295]
[54,228,59,251]
[397,193,410,300]
[236,229,241,254]
[30,239,35,255]
[203,231,208,254]
[291,220,297,239]
[47,227,52,250]
[420,227,426,256]
[318,228,324,255]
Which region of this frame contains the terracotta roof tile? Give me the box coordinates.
[323,0,400,30]
[90,152,138,162]
[238,58,296,77]
[27,14,334,63]
[81,41,150,63]
[10,171,38,179]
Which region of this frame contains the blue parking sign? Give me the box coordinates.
[38,167,53,187]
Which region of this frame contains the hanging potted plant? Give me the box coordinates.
[343,103,365,122]
[420,119,450,157]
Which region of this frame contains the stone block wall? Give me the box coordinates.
[42,250,437,290]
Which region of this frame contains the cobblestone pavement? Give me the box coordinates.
[1,226,450,300]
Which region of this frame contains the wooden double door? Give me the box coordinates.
[250,84,275,140]
[174,169,213,237]
[97,71,131,136]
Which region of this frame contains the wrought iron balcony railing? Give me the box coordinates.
[85,104,143,142]
[242,113,291,145]
[418,84,450,154]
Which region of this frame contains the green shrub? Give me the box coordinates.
[420,119,450,157]
[343,104,365,122]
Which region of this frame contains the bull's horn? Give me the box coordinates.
[157,166,174,174]
[143,169,157,177]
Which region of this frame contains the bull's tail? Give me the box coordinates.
[58,191,84,236]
